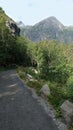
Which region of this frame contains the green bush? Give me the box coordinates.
[67,76,73,100]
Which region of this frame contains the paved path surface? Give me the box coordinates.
[0,70,59,130]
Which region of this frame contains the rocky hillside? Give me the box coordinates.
[0,7,20,37]
[0,8,31,67]
[19,16,73,43]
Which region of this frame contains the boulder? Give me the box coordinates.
[40,84,50,98]
[60,100,73,126]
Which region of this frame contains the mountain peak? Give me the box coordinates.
[20,16,73,43]
[47,16,60,23]
[35,16,64,30]
[48,16,58,20]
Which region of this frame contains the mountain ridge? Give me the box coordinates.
[19,16,73,43]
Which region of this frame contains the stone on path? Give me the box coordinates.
[60,100,73,126]
[40,84,50,98]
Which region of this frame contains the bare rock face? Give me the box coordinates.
[40,84,50,98]
[6,20,20,36]
[60,100,73,126]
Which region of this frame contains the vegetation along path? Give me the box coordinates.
[0,70,59,130]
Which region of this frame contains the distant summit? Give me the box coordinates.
[20,16,73,43]
[35,16,64,30]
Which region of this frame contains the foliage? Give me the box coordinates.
[48,81,67,107]
[17,67,44,95]
[0,27,30,66]
[27,40,73,117]
[28,41,69,84]
[69,123,73,130]
[27,42,37,67]
[66,76,73,100]
[69,127,73,130]
[0,8,32,67]
[0,25,16,66]
[15,36,31,66]
[27,39,73,99]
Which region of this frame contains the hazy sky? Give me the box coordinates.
[0,0,73,26]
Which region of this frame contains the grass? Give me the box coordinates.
[20,66,40,79]
[17,66,70,118]
[69,123,73,130]
[47,81,69,117]
[17,66,44,95]
[70,127,73,130]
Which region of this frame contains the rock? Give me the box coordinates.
[40,84,50,98]
[26,74,37,82]
[60,100,73,126]
[32,68,38,74]
[6,20,20,37]
[58,123,68,130]
[26,74,33,81]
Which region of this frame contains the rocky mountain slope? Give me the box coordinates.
[0,8,29,67]
[0,7,20,37]
[19,16,73,43]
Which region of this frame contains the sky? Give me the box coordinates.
[0,0,73,26]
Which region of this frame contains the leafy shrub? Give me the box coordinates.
[67,76,73,100]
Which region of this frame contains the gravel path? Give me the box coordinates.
[0,70,59,130]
